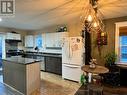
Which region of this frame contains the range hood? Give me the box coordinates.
[6,32,21,42]
[5,39,22,43]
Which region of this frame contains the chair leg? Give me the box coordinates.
[89,91,93,95]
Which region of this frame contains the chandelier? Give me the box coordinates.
[81,0,104,33]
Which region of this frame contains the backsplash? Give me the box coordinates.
[5,41,18,51]
[24,47,62,54]
[46,47,62,50]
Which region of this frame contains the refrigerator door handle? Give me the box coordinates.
[70,45,72,58]
[63,64,80,68]
[69,41,73,58]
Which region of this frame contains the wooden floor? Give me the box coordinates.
[103,84,127,94]
[75,84,127,95]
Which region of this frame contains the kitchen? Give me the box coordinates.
[0,28,82,94]
[4,30,83,78]
[5,31,65,75]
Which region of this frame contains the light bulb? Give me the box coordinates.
[87,15,92,22]
[93,22,98,27]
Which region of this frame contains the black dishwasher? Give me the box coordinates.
[45,54,62,75]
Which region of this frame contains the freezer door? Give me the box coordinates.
[62,64,81,82]
[69,37,83,65]
[62,37,70,63]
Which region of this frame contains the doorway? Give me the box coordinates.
[0,36,2,83]
[0,37,2,68]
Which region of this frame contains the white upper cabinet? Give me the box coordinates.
[56,32,68,47]
[45,32,68,47]
[45,33,55,47]
[24,32,68,48]
[25,35,34,47]
[6,33,21,40]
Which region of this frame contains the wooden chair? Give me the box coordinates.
[88,84,103,95]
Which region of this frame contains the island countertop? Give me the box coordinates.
[2,57,41,94]
[2,57,41,65]
[24,52,62,58]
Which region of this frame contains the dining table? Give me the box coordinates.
[81,65,109,74]
[81,65,109,83]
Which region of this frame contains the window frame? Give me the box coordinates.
[35,35,43,48]
[115,21,127,64]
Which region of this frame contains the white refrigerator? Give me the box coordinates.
[62,37,83,82]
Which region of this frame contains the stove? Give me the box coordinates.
[6,50,24,57]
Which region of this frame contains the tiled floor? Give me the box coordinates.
[0,71,80,95]
[40,71,80,95]
[0,82,23,95]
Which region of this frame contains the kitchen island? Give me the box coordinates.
[2,57,41,95]
[23,52,62,75]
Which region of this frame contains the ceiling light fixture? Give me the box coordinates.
[81,0,104,33]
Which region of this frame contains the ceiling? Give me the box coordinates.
[0,0,127,30]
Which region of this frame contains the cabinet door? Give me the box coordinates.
[6,33,14,39]
[45,56,62,75]
[56,32,68,47]
[45,33,50,47]
[55,57,62,75]
[45,32,68,47]
[56,33,62,47]
[25,36,28,47]
[13,34,21,40]
[15,34,21,40]
[45,57,56,73]
[45,33,55,47]
[25,36,34,47]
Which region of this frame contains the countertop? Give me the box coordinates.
[3,57,41,65]
[24,52,62,58]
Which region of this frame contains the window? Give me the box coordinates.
[120,36,127,62]
[35,35,42,48]
[115,22,127,64]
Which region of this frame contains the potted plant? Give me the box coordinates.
[104,52,117,69]
[80,74,86,85]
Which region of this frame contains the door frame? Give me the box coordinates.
[0,34,6,59]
